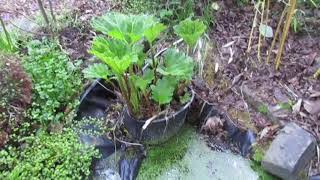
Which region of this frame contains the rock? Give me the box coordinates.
[262,123,316,180]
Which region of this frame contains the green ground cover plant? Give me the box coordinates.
[84,12,206,119]
[0,129,99,179]
[23,39,82,124]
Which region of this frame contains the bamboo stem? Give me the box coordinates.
[247,3,259,53]
[266,6,287,64]
[275,0,296,70]
[257,0,265,62]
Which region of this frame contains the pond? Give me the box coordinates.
[137,126,258,180]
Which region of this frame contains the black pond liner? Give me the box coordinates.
[75,79,144,180]
[123,91,195,145]
[190,94,256,157]
[75,80,257,179]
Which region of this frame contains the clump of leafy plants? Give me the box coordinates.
[0,128,100,179]
[23,39,82,124]
[84,12,206,119]
[0,54,32,148]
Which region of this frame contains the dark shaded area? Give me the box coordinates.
[75,79,144,180]
[192,96,256,157]
[123,92,194,145]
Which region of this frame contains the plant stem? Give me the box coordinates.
[37,0,50,27]
[149,42,158,84]
[0,15,12,49]
[48,0,56,23]
[275,0,296,70]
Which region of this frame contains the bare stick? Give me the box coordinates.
[36,0,50,27]
[48,0,56,23]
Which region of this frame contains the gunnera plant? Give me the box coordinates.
[0,54,32,148]
[84,13,206,120]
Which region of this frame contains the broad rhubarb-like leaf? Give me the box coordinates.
[131,68,154,93]
[151,77,175,105]
[90,37,138,74]
[174,18,206,47]
[83,63,111,79]
[157,49,194,81]
[144,23,167,44]
[91,12,157,44]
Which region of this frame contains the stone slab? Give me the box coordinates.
[262,123,316,180]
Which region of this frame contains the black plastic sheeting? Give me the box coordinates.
[75,79,145,180]
[75,80,257,179]
[189,98,256,157]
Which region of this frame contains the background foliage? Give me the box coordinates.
[23,39,83,124]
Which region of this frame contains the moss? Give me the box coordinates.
[137,126,195,179]
[258,104,269,115]
[251,143,278,180]
[250,161,278,180]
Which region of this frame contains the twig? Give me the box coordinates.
[142,110,167,130]
[115,136,144,147]
[48,0,57,23]
[37,0,50,27]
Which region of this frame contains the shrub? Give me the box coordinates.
[0,54,32,148]
[0,129,100,179]
[23,39,82,124]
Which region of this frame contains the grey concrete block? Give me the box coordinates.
[262,123,316,180]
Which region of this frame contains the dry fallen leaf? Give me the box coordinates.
[303,100,320,115]
[292,99,302,114]
[202,116,225,134]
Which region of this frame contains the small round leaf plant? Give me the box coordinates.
[84,12,206,119]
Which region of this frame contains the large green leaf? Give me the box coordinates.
[83,63,111,79]
[144,23,167,44]
[151,77,175,105]
[157,49,194,81]
[174,18,206,47]
[89,37,138,74]
[131,68,154,93]
[91,12,157,44]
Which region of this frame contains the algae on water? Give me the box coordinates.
[138,126,259,180]
[137,126,194,179]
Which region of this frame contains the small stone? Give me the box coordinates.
[262,123,316,180]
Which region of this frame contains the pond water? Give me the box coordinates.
[138,126,258,180]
